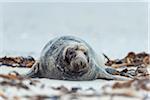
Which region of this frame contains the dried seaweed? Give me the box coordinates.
[102,92,137,98]
[112,80,134,89]
[0,56,35,68]
[104,52,150,78]
[51,85,70,94]
[0,73,39,91]
[24,95,60,100]
[104,52,150,68]
[0,74,23,80]
[0,80,29,90]
[112,78,150,91]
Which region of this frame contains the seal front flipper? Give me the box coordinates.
[24,61,41,78]
[95,66,132,81]
[105,67,134,79]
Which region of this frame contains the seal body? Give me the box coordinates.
[26,36,129,81]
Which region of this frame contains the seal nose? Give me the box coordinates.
[72,57,87,72]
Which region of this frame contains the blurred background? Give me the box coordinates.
[0,1,149,59]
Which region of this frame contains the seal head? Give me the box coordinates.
[62,43,89,75]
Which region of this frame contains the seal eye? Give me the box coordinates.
[84,51,89,62]
[84,52,87,56]
[65,48,76,63]
[67,48,75,55]
[69,50,74,55]
[69,49,76,58]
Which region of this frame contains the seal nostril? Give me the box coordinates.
[80,61,82,66]
[83,63,86,68]
[74,64,79,71]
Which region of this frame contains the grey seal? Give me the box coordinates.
[25,36,130,81]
